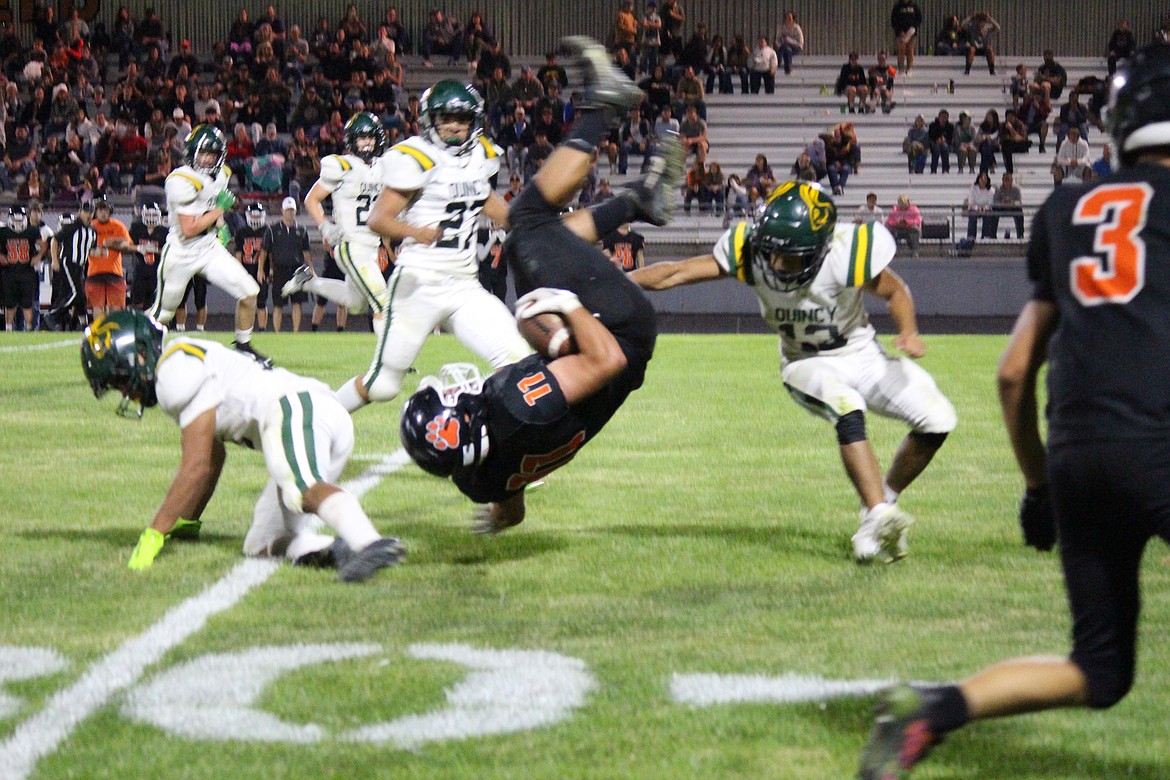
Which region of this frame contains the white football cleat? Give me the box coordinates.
[853,503,914,564]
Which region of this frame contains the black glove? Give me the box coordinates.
[1019,484,1056,551]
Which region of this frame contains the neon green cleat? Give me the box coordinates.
[128,528,166,570]
[168,517,202,540]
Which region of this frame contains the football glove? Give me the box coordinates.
[320,221,345,246]
[515,287,583,318]
[128,528,166,570]
[1019,484,1056,552]
[216,224,232,246]
[214,189,237,211]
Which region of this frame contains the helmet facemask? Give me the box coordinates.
[400,363,491,476]
[8,208,27,232]
[142,204,162,229]
[246,204,266,229]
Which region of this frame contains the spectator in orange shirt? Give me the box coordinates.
[85,199,137,319]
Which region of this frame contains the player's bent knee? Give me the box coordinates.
[362,371,403,404]
[836,410,868,445]
[1083,661,1134,709]
[909,430,949,449]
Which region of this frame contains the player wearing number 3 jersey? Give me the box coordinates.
[630,181,955,564]
[333,82,532,414]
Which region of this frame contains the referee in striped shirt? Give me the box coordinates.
[48,200,97,330]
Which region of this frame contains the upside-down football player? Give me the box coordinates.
[80,310,403,582]
[398,36,683,534]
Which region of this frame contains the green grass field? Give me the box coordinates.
[1,330,1168,780]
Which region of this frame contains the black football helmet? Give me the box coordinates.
[246,202,266,229]
[749,181,837,292]
[344,111,387,163]
[399,363,490,477]
[142,202,162,229]
[8,206,27,232]
[80,310,166,418]
[1108,43,1170,167]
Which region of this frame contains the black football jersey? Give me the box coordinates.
[1029,163,1170,444]
[234,225,267,275]
[0,226,41,276]
[129,223,167,267]
[453,353,626,503]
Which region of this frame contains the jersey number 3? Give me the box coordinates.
[1071,183,1151,306]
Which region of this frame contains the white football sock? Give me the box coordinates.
[315,490,380,551]
[334,376,367,413]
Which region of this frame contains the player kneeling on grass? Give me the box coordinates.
[398,35,683,534]
[80,310,403,582]
[629,181,956,563]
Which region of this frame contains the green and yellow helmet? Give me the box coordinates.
[419,79,485,156]
[184,124,228,177]
[80,310,166,418]
[344,111,387,163]
[749,181,837,291]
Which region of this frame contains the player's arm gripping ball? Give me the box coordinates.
[320,221,345,246]
[1019,484,1056,551]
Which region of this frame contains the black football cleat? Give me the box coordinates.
[559,36,644,112]
[621,135,684,226]
[232,339,274,369]
[338,537,405,583]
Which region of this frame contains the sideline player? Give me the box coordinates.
[80,309,404,582]
[282,112,389,328]
[629,181,955,563]
[858,43,1170,778]
[0,206,45,331]
[150,124,268,364]
[233,202,269,331]
[128,203,167,310]
[333,79,532,413]
[398,36,683,532]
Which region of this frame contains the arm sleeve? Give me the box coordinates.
[711,222,752,281]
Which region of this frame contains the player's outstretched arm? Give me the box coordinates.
[472,492,526,535]
[866,268,925,357]
[628,254,723,290]
[367,186,439,244]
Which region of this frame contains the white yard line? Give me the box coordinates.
[0,340,78,354]
[0,450,410,780]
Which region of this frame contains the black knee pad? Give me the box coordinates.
[1082,660,1134,710]
[836,410,867,445]
[910,431,949,448]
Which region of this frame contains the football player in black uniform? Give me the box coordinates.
[128,203,167,310]
[234,203,269,331]
[399,36,682,533]
[1,207,45,331]
[860,43,1170,778]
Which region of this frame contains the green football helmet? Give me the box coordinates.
[419,79,485,156]
[184,124,228,177]
[344,111,387,163]
[80,310,166,418]
[749,181,838,291]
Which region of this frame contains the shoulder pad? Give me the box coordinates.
[165,171,203,202]
[712,221,755,284]
[829,222,897,288]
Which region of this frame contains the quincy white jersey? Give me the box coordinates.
[380,134,501,276]
[155,338,331,447]
[713,221,896,362]
[164,164,233,250]
[316,153,383,249]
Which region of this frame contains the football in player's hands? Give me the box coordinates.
[516,307,578,359]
